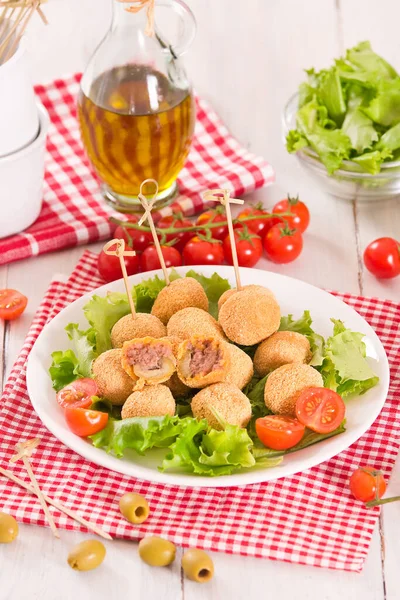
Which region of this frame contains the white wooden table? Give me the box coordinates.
[1,1,400,598]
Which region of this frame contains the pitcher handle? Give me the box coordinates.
[156,0,196,56]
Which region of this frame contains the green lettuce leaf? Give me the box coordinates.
[279,310,325,367]
[363,80,400,126]
[318,68,346,124]
[342,109,378,153]
[346,41,398,80]
[49,349,79,391]
[352,149,393,174]
[376,122,400,152]
[286,129,309,153]
[199,424,255,469]
[244,375,271,439]
[133,275,168,313]
[83,292,130,354]
[185,270,230,318]
[65,323,96,378]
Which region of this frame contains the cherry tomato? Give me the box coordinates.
[263,224,303,264]
[256,415,305,450]
[295,387,345,434]
[350,466,387,503]
[65,407,109,437]
[363,237,400,279]
[56,378,98,410]
[237,203,274,238]
[114,215,153,253]
[157,214,194,252]
[196,207,229,242]
[182,236,224,266]
[273,195,310,233]
[223,227,263,268]
[141,245,182,271]
[0,289,28,321]
[98,242,140,282]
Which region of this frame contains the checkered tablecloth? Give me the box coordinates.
[0,74,274,266]
[0,251,399,572]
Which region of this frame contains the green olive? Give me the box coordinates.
[67,539,106,571]
[181,548,214,583]
[119,492,149,525]
[138,536,176,567]
[0,512,18,544]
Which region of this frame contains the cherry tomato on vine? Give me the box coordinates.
[273,195,310,233]
[56,379,98,410]
[157,214,194,252]
[363,237,400,279]
[196,207,229,241]
[237,203,274,238]
[0,289,28,321]
[349,467,387,503]
[182,236,224,266]
[296,387,345,434]
[256,415,305,450]
[141,245,182,271]
[114,215,153,253]
[98,243,140,282]
[65,407,109,437]
[263,224,303,264]
[223,227,263,267]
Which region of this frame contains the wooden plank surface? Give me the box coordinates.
[1,0,399,598]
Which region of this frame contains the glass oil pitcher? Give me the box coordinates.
[78,0,196,211]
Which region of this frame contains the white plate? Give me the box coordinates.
[27,266,390,488]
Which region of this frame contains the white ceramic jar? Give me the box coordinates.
[0,102,49,239]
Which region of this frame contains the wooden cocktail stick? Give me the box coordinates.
[0,465,112,541]
[103,238,137,318]
[10,438,60,538]
[138,179,170,285]
[203,188,244,290]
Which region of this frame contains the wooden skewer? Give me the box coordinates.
[10,438,60,539]
[203,188,244,290]
[103,238,137,318]
[138,179,170,285]
[0,465,112,541]
[3,0,37,62]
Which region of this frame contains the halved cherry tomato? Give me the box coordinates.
[97,241,140,282]
[114,215,153,253]
[363,237,400,279]
[237,203,274,238]
[256,415,305,450]
[0,289,28,321]
[182,236,224,266]
[56,378,98,410]
[196,206,229,241]
[140,244,182,271]
[263,224,303,264]
[65,407,109,437]
[350,466,387,503]
[157,214,194,252]
[223,227,263,267]
[296,387,345,434]
[273,195,310,233]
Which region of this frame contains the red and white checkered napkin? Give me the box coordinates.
[0,74,274,266]
[1,252,399,573]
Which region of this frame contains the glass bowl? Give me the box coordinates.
[282,93,400,202]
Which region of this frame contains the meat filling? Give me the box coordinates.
[126,343,171,371]
[188,340,223,376]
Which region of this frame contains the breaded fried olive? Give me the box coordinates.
[67,539,106,571]
[138,536,176,567]
[119,492,149,525]
[181,548,214,583]
[151,277,209,325]
[0,512,18,543]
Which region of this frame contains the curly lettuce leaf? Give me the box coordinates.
[318,68,346,125]
[346,41,398,80]
[83,292,130,354]
[49,349,79,391]
[65,323,96,378]
[376,122,400,152]
[352,149,393,174]
[286,129,309,153]
[133,274,169,313]
[342,109,378,153]
[185,270,230,318]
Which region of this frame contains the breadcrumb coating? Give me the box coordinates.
[151,277,209,325]
[264,363,323,417]
[111,313,166,348]
[217,285,275,310]
[92,349,133,405]
[218,288,280,345]
[223,342,254,390]
[167,307,225,341]
[121,385,175,419]
[254,331,311,376]
[191,383,252,430]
